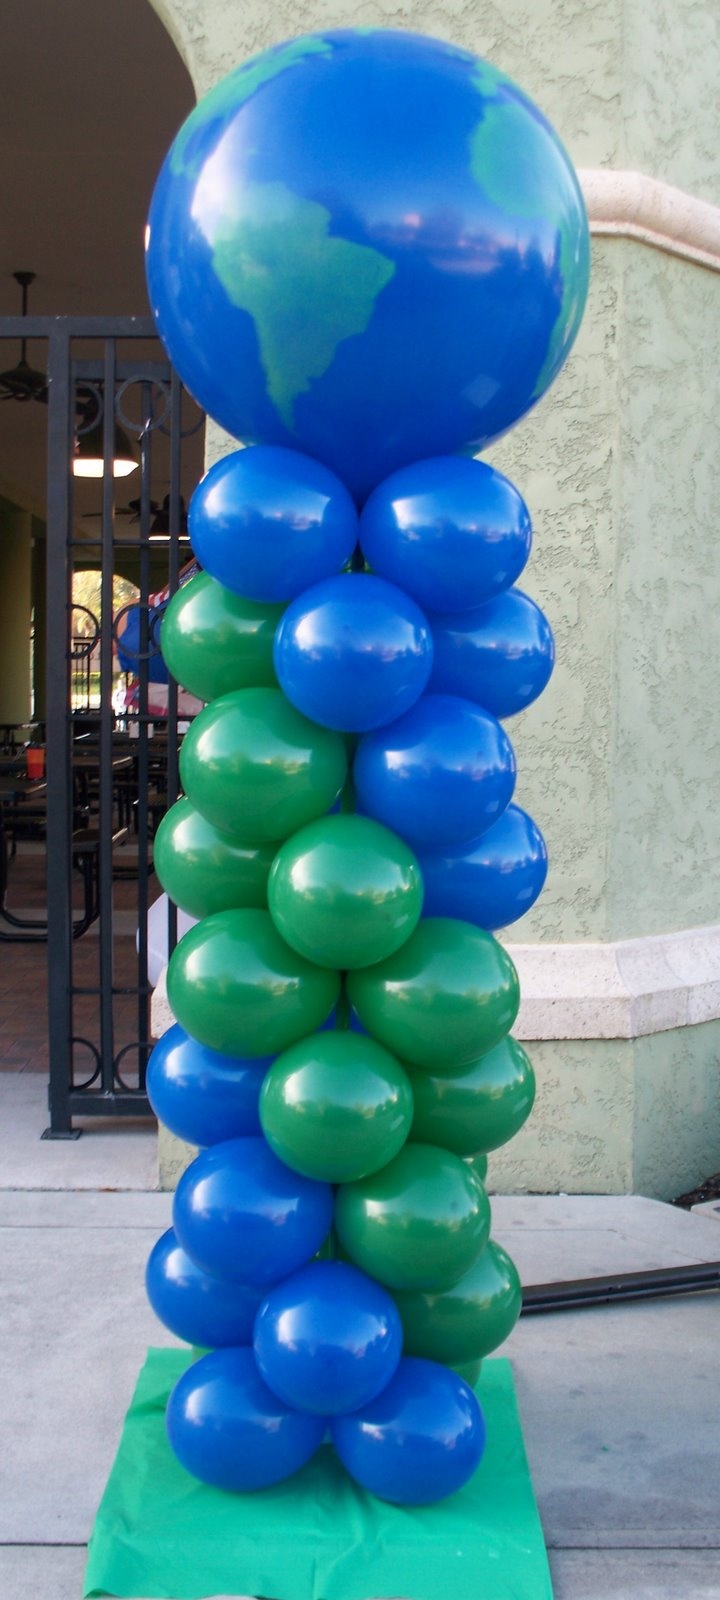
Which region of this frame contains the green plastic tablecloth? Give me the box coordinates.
[84,1348,552,1600]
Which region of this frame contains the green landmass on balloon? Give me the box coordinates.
[469,59,508,101]
[212,182,395,432]
[169,35,334,180]
[469,93,589,401]
[530,219,589,401]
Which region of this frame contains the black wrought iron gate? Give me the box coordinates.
[0,313,203,1134]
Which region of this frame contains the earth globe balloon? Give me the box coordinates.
[146,28,590,501]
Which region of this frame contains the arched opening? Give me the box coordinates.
[0,0,200,716]
[0,0,203,1125]
[71,569,140,713]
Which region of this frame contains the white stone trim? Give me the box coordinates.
[506,922,720,1041]
[152,922,720,1046]
[580,168,720,272]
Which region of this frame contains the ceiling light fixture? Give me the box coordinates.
[0,271,48,404]
[72,394,137,478]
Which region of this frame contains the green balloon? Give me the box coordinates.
[465,1153,488,1184]
[166,908,340,1057]
[154,796,274,918]
[452,1358,483,1388]
[260,1032,413,1182]
[161,572,283,701]
[179,688,347,844]
[392,1240,522,1365]
[409,1038,536,1156]
[347,918,519,1070]
[267,814,423,970]
[334,1143,490,1292]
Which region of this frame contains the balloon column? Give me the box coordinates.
[145,28,589,1505]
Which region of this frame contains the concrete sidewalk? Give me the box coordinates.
[2,1071,720,1600]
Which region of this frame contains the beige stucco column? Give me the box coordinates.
[0,499,33,726]
[31,525,47,723]
[148,0,720,1199]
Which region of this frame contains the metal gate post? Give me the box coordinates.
[43,326,79,1138]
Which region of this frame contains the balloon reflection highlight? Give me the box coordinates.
[267,813,423,969]
[335,1142,491,1292]
[354,694,517,849]
[167,909,340,1058]
[260,1032,414,1182]
[179,688,347,845]
[274,573,433,732]
[418,804,548,931]
[188,445,358,603]
[161,572,284,701]
[173,1136,334,1287]
[166,1347,325,1491]
[146,1022,270,1147]
[146,1227,263,1349]
[331,1357,486,1504]
[254,1260,403,1415]
[360,456,532,613]
[347,917,520,1070]
[154,797,275,920]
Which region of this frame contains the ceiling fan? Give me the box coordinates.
[82,493,188,534]
[0,271,48,403]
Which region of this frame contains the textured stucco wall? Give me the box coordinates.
[623,0,720,206]
[607,242,720,940]
[149,0,621,170]
[632,1021,720,1199]
[490,1037,635,1195]
[499,233,720,945]
[146,0,720,942]
[485,243,620,943]
[490,1020,720,1200]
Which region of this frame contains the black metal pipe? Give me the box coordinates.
[521,1260,720,1314]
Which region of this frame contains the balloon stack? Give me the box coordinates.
[144,28,590,1505]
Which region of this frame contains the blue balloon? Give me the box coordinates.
[273,573,433,732]
[360,457,532,611]
[331,1356,486,1504]
[146,31,590,502]
[116,601,169,683]
[188,445,358,602]
[418,804,548,930]
[428,589,555,717]
[166,1347,325,1491]
[146,1023,271,1147]
[254,1260,403,1416]
[146,1227,263,1349]
[173,1137,333,1286]
[354,694,516,848]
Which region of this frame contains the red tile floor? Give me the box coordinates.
[0,841,158,1081]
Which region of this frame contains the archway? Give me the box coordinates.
[0,2,202,1129]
